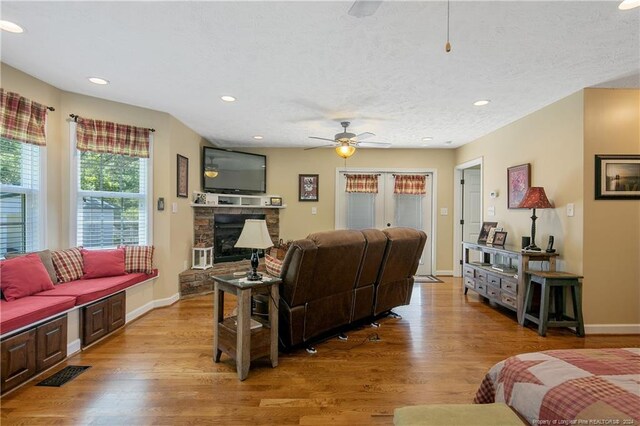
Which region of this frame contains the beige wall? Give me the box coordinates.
[455,91,585,275]
[245,148,456,273]
[583,88,640,325]
[1,63,205,305]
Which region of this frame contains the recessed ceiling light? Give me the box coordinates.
[619,0,640,10]
[253,135,263,140]
[473,100,491,106]
[0,20,24,33]
[221,96,236,102]
[422,137,433,142]
[444,141,453,145]
[88,77,109,85]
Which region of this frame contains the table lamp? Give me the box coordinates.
[235,219,273,281]
[518,187,553,251]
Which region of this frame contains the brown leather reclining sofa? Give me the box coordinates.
[278,227,427,349]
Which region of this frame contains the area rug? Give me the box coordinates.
[36,366,91,387]
[414,275,444,283]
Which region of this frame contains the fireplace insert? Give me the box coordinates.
[213,214,266,263]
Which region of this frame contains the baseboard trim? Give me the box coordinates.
[67,339,81,356]
[585,324,640,334]
[126,292,180,324]
[435,270,453,276]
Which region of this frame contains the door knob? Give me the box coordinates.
[387,223,391,227]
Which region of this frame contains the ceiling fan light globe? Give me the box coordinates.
[336,145,356,159]
[204,170,219,178]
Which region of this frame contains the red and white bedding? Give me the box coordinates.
[475,348,640,425]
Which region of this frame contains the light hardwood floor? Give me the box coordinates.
[1,277,637,425]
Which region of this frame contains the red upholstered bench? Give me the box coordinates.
[0,295,76,335]
[36,270,159,306]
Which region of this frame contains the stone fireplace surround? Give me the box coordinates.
[179,206,280,298]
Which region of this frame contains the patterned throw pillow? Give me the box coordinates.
[120,245,154,274]
[265,253,283,277]
[51,247,84,283]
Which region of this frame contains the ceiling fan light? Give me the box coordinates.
[204,170,219,178]
[619,0,640,10]
[336,144,356,159]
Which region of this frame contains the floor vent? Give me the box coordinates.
[36,366,91,387]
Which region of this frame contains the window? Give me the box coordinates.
[74,150,150,248]
[0,137,43,256]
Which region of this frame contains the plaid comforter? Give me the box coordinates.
[474,348,640,425]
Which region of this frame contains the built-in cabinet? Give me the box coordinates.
[82,292,126,347]
[463,242,559,324]
[1,315,67,394]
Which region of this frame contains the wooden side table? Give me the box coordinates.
[211,274,280,381]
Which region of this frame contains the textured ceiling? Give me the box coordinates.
[1,1,638,149]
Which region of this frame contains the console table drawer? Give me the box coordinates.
[487,274,501,287]
[464,277,475,290]
[476,270,488,281]
[501,279,517,294]
[486,286,500,299]
[501,292,517,309]
[463,266,475,278]
[475,282,487,295]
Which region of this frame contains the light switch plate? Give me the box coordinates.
[172,202,178,213]
[311,207,317,215]
[440,207,448,216]
[567,203,574,217]
[487,206,495,216]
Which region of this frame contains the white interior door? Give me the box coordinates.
[336,171,433,275]
[462,167,482,262]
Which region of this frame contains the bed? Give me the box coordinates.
[474,348,640,425]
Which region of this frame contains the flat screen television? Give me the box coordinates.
[202,147,266,194]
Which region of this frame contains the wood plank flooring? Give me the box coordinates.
[2,277,637,425]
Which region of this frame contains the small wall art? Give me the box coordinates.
[299,174,319,201]
[507,163,531,209]
[177,154,189,198]
[595,155,640,200]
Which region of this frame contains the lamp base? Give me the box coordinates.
[524,244,541,251]
[246,270,263,281]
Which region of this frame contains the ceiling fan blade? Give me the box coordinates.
[348,0,383,18]
[309,136,337,142]
[355,132,376,140]
[304,144,336,151]
[357,141,392,148]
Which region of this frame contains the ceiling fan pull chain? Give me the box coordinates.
[445,0,452,53]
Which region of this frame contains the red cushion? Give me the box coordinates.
[0,253,56,301]
[37,270,158,305]
[0,295,76,335]
[81,248,126,279]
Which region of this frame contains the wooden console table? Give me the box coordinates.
[462,242,559,324]
[211,274,280,381]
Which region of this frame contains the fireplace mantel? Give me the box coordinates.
[190,192,286,209]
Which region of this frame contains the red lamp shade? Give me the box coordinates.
[518,187,553,209]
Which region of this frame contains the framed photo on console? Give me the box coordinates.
[478,221,498,244]
[299,174,319,201]
[493,231,508,246]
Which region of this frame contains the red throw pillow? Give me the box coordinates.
[0,253,56,301]
[81,248,126,279]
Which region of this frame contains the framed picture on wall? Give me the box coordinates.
[299,174,319,201]
[595,155,640,200]
[507,163,531,209]
[177,154,189,198]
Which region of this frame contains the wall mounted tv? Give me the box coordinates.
[202,147,266,194]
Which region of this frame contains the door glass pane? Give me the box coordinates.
[394,194,423,229]
[346,193,375,230]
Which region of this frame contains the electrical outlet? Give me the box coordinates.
[566,203,574,217]
[487,206,495,216]
[440,207,448,216]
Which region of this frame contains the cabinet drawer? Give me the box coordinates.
[500,292,517,309]
[501,279,518,294]
[1,329,36,394]
[476,269,488,281]
[463,266,475,278]
[475,282,487,295]
[487,274,501,287]
[486,286,500,299]
[82,299,109,347]
[464,277,475,290]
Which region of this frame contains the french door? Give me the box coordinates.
[335,170,433,275]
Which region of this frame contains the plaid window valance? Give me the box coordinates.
[345,174,379,193]
[0,89,48,146]
[76,117,150,158]
[394,174,426,195]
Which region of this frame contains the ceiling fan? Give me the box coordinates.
[306,121,391,158]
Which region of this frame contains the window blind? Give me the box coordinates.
[346,192,376,230]
[76,150,148,248]
[0,137,41,256]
